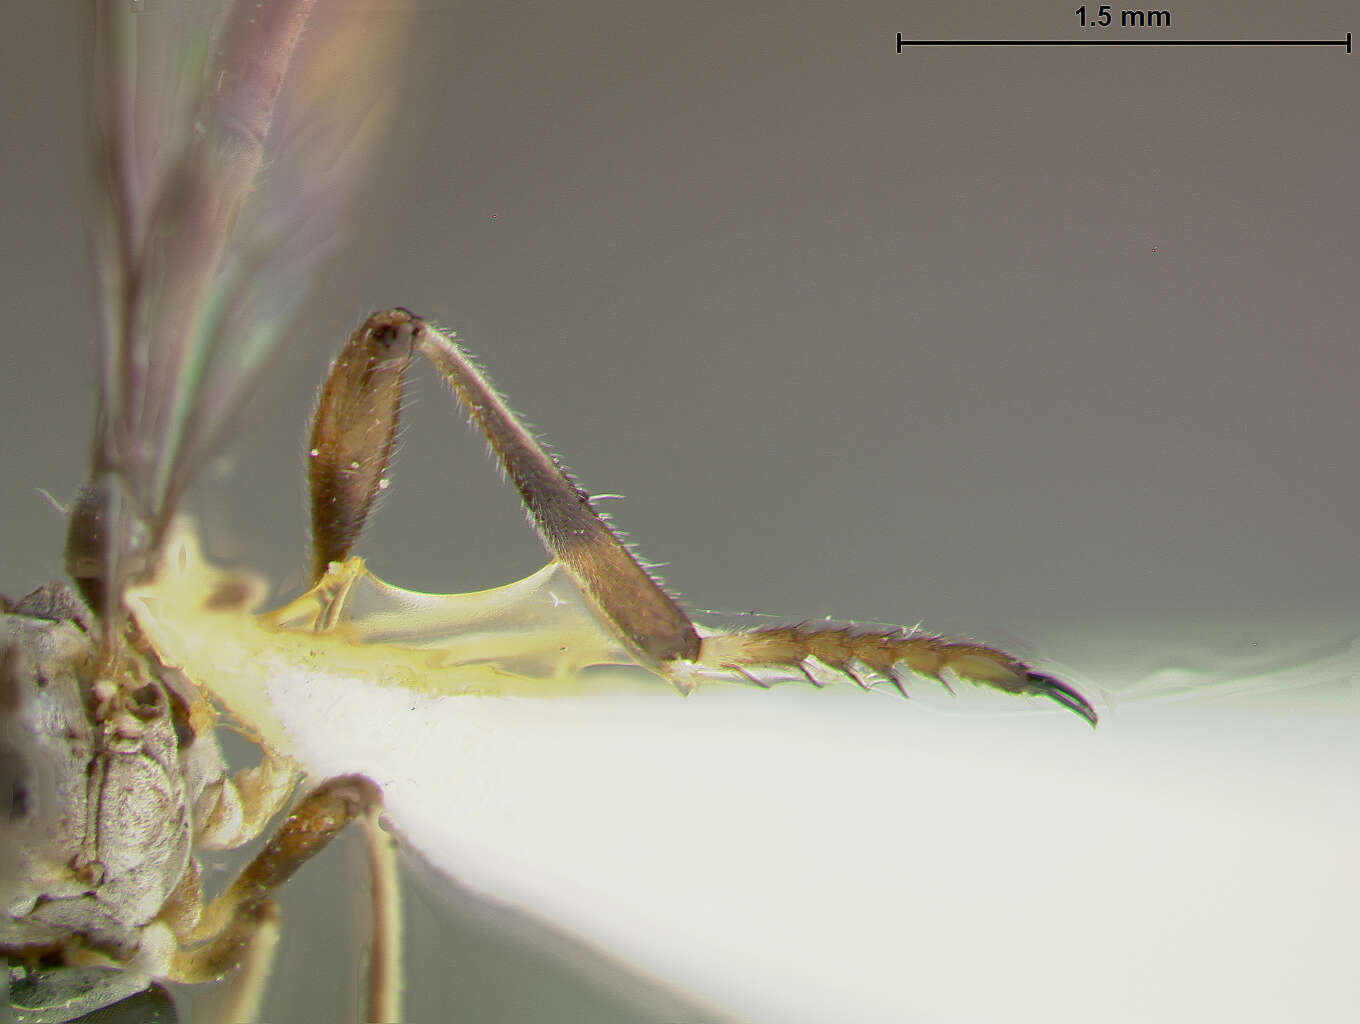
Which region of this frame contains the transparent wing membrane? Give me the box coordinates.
[32,3,414,1015]
[76,1,406,627]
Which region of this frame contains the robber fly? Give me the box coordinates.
[3,1,1095,1021]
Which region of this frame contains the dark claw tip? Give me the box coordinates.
[1029,672,1099,728]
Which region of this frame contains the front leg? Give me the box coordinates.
[307,309,1095,723]
[410,315,1095,722]
[306,309,699,670]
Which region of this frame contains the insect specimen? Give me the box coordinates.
[2,1,1098,1021]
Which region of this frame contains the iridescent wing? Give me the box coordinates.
[72,0,404,635]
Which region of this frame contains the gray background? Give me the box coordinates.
[2,2,1357,1021]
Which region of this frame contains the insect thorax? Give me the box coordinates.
[1,583,225,967]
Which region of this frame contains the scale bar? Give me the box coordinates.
[897,33,1352,53]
